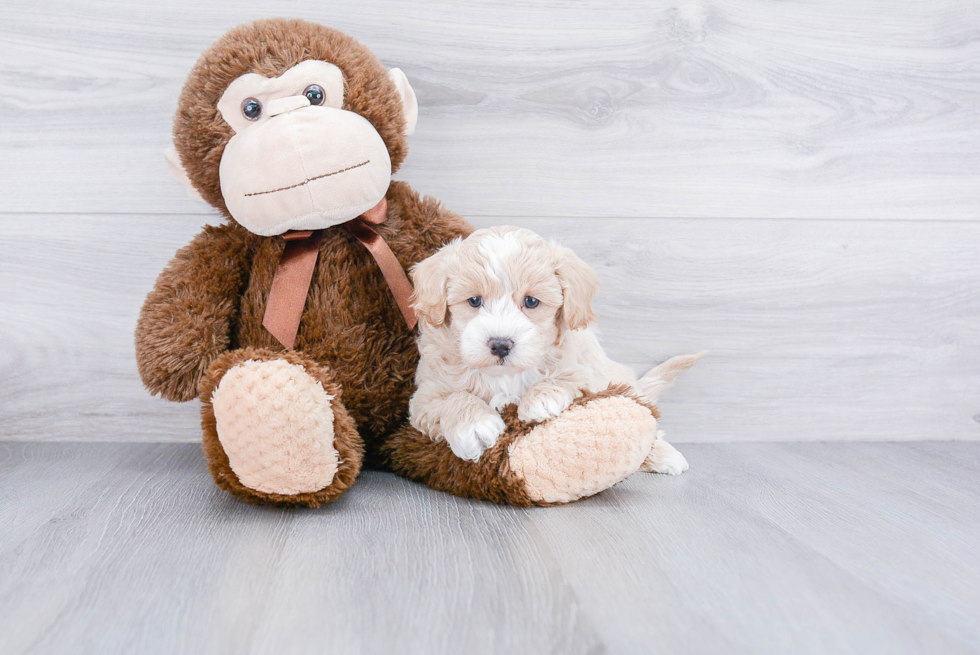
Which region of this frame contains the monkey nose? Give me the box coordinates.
[488,338,514,359]
[267,95,312,117]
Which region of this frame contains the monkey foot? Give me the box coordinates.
[508,392,659,504]
[212,358,339,494]
[200,348,363,507]
[383,386,659,506]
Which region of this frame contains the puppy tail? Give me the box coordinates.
[635,352,706,403]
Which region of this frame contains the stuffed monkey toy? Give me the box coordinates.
[136,18,665,507]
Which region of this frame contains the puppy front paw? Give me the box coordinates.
[445,413,506,462]
[518,383,575,423]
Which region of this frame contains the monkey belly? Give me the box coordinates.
[233,224,420,461]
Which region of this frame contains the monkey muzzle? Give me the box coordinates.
[219,98,393,236]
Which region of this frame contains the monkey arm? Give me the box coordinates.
[135,224,251,402]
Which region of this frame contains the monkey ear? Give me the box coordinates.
[555,245,599,331]
[410,241,457,328]
[388,68,418,136]
[164,147,206,204]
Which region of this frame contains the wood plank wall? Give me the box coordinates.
[1,0,978,442]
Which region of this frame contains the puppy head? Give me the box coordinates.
[410,226,599,373]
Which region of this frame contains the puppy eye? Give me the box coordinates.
[466,296,483,308]
[523,296,540,309]
[241,98,262,121]
[304,84,325,106]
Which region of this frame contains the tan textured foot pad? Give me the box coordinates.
[508,395,658,504]
[211,359,339,495]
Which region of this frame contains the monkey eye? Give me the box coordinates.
[523,296,540,309]
[304,84,325,106]
[466,296,483,308]
[241,98,262,121]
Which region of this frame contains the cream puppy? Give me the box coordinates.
[409,226,701,467]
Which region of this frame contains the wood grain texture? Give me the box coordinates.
[0,0,978,219]
[1,441,978,654]
[1,213,977,443]
[1,2,978,444]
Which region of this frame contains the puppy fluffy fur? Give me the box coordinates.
[409,226,700,465]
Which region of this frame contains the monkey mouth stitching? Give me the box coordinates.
[244,160,371,197]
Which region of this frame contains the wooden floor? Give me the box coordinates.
[1,441,977,654]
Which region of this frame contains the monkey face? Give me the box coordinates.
[168,20,419,236]
[215,61,391,236]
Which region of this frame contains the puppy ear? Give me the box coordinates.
[555,245,599,331]
[410,245,451,328]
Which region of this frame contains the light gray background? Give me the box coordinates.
[2,0,978,444]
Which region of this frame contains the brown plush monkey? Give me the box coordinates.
[136,18,663,507]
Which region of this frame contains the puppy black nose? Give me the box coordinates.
[488,337,514,359]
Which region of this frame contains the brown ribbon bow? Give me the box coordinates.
[261,197,418,350]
